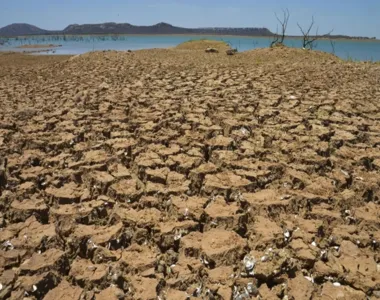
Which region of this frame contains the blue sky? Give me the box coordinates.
[0,0,379,37]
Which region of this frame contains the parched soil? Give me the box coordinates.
[0,45,380,300]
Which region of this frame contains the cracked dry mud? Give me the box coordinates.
[0,44,380,300]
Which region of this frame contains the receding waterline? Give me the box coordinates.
[1,34,380,61]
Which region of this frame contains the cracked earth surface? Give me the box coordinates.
[0,45,380,299]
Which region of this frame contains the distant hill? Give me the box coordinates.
[0,22,272,37]
[62,22,272,36]
[62,22,195,35]
[0,23,49,36]
[0,22,375,39]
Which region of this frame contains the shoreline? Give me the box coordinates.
[17,44,62,49]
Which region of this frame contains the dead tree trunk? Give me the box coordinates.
[271,8,290,47]
[297,16,333,50]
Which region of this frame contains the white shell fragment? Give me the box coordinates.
[2,240,14,250]
[240,127,249,135]
[243,255,256,271]
[304,276,314,283]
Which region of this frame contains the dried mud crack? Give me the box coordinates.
[0,46,380,299]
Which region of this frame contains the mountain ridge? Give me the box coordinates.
[0,22,273,37]
[0,22,376,40]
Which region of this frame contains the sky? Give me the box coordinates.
[0,0,379,38]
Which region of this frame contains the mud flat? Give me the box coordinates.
[0,42,380,299]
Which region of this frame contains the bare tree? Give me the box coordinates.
[271,8,290,47]
[297,16,333,50]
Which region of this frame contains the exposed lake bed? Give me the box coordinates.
[0,40,379,298]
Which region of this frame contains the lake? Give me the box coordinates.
[1,35,380,61]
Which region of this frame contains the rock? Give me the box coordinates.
[226,49,237,55]
[205,48,219,53]
[98,82,110,90]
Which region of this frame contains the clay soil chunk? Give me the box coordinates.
[10,216,56,250]
[204,171,251,194]
[72,222,123,246]
[10,198,48,220]
[204,196,243,231]
[50,200,104,220]
[170,195,208,221]
[83,170,114,193]
[201,229,247,266]
[96,286,125,300]
[120,244,158,274]
[317,282,367,300]
[19,248,66,275]
[45,182,83,204]
[108,179,143,202]
[44,279,83,300]
[129,277,158,300]
[287,274,315,299]
[69,258,108,284]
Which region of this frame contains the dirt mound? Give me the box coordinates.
[175,39,231,51]
[242,46,341,64]
[0,49,379,299]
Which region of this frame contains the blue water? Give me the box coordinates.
[1,35,380,61]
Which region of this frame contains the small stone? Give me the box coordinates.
[333,282,341,287]
[99,82,110,90]
[205,47,218,53]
